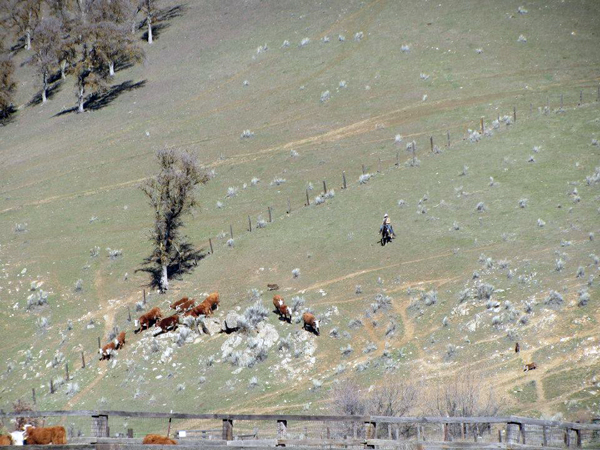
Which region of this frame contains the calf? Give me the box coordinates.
[0,435,12,446]
[99,341,116,360]
[302,312,320,336]
[523,362,537,372]
[170,297,189,310]
[116,331,126,349]
[23,425,67,445]
[135,307,163,333]
[157,314,180,333]
[142,434,177,445]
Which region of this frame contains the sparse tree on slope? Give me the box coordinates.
[30,18,61,103]
[91,21,143,76]
[0,52,17,119]
[0,0,43,50]
[72,40,106,112]
[140,149,210,293]
[139,0,159,44]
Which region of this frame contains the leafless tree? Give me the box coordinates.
[30,18,61,103]
[329,381,367,438]
[0,50,16,120]
[368,381,419,437]
[0,0,43,50]
[139,0,159,44]
[140,149,209,292]
[91,21,143,76]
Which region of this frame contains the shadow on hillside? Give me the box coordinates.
[10,37,26,54]
[140,5,186,42]
[54,80,146,116]
[136,243,207,291]
[0,106,18,126]
[28,80,63,107]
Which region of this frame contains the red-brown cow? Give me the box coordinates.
[185,300,212,318]
[204,292,220,311]
[116,331,126,349]
[99,341,116,360]
[142,434,177,445]
[157,315,180,333]
[0,435,12,446]
[170,297,189,310]
[302,312,320,336]
[23,425,67,445]
[135,307,163,333]
[523,362,537,372]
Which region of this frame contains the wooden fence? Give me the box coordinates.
[1,410,599,449]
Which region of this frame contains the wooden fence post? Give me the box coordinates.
[564,428,571,447]
[480,117,484,134]
[342,171,347,189]
[542,426,548,446]
[91,414,109,438]
[362,164,366,175]
[229,224,233,239]
[127,429,133,439]
[447,131,450,147]
[326,426,330,439]
[143,289,146,305]
[323,180,327,194]
[579,90,583,106]
[575,428,582,448]
[222,419,233,441]
[49,378,54,394]
[513,106,517,122]
[166,417,172,438]
[395,151,399,166]
[430,136,434,152]
[209,238,213,254]
[561,93,564,109]
[81,351,86,369]
[127,306,131,322]
[31,388,36,405]
[248,215,252,232]
[97,337,101,349]
[519,423,526,444]
[378,158,381,173]
[268,207,272,222]
[277,419,287,442]
[443,423,450,441]
[65,362,69,381]
[498,429,502,442]
[305,190,310,206]
[417,425,422,441]
[353,422,357,439]
[530,103,533,114]
[287,198,291,214]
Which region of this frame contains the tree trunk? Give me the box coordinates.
[60,60,67,79]
[25,30,31,50]
[160,264,168,292]
[108,61,115,77]
[77,86,85,113]
[42,72,48,103]
[147,16,153,44]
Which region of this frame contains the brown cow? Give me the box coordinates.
[185,300,212,318]
[23,425,67,445]
[515,342,520,353]
[116,331,126,349]
[135,307,163,333]
[273,295,284,309]
[302,312,320,336]
[142,434,177,445]
[99,341,116,360]
[157,314,180,333]
[170,297,189,310]
[204,292,220,311]
[523,362,537,372]
[273,295,291,322]
[0,435,12,446]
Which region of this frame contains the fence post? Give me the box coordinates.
[364,422,376,448]
[127,306,131,322]
[32,388,36,405]
[362,164,366,175]
[222,419,233,441]
[530,103,532,114]
[65,362,69,381]
[378,158,381,173]
[353,422,357,439]
[91,414,109,438]
[127,429,134,439]
[323,180,327,194]
[326,426,330,439]
[480,117,484,134]
[447,131,450,147]
[230,224,233,239]
[542,426,548,446]
[305,190,310,206]
[248,215,252,232]
[513,106,517,122]
[519,423,526,444]
[579,90,583,106]
[268,207,272,222]
[209,238,213,254]
[561,93,564,109]
[498,429,502,442]
[50,378,54,394]
[417,425,422,441]
[506,422,519,444]
[564,428,571,447]
[287,198,291,214]
[342,171,347,189]
[167,417,172,438]
[443,423,450,441]
[277,419,287,443]
[143,289,146,305]
[575,428,582,448]
[430,136,434,152]
[395,151,399,166]
[98,337,101,349]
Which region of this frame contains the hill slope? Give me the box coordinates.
[1,0,599,435]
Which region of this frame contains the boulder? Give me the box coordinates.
[221,312,242,332]
[200,317,221,336]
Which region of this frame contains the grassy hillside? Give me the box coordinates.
[1,0,599,435]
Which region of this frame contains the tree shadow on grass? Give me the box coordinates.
[140,5,186,42]
[54,79,146,116]
[28,80,63,107]
[136,243,207,291]
[0,106,18,126]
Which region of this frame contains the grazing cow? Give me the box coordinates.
[0,435,12,446]
[185,300,212,318]
[523,362,537,372]
[10,431,25,446]
[23,425,67,445]
[515,342,520,353]
[273,295,291,322]
[157,314,180,333]
[302,312,320,336]
[204,292,220,311]
[142,434,177,445]
[267,284,279,291]
[170,297,189,310]
[99,341,116,360]
[116,331,126,349]
[135,307,163,333]
[273,295,284,309]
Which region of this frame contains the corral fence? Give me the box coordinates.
[1,410,599,449]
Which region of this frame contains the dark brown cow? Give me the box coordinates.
[23,425,67,445]
[135,307,163,333]
[302,312,320,336]
[142,434,177,445]
[116,331,126,349]
[185,300,212,318]
[157,314,180,333]
[523,362,537,372]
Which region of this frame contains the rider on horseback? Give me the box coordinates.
[380,213,396,239]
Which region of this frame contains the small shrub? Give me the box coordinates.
[256,216,267,228]
[491,315,502,326]
[476,283,494,300]
[339,80,347,88]
[544,290,563,307]
[555,259,564,272]
[74,279,83,292]
[468,130,481,143]
[442,316,449,327]
[226,186,238,198]
[270,177,286,186]
[256,44,268,54]
[243,301,269,329]
[106,248,122,260]
[460,165,468,176]
[329,328,340,339]
[338,34,345,42]
[292,268,300,278]
[528,155,535,163]
[322,35,330,43]
[291,296,305,313]
[324,189,335,199]
[371,293,392,313]
[519,199,528,208]
[592,254,600,265]
[458,289,470,303]
[249,377,258,388]
[517,6,528,14]
[354,31,364,41]
[401,44,410,52]
[299,37,310,47]
[320,90,331,102]
[38,317,49,329]
[241,129,254,138]
[519,315,529,325]
[243,80,249,86]
[421,290,438,306]
[363,342,377,354]
[250,177,260,186]
[475,48,483,54]
[65,382,80,396]
[348,318,363,329]
[355,285,362,294]
[226,238,234,248]
[537,218,546,228]
[476,202,486,212]
[578,290,590,307]
[216,201,223,209]
[420,73,430,81]
[14,223,27,232]
[359,173,372,184]
[135,301,144,312]
[340,344,353,356]
[517,35,527,43]
[576,266,585,278]
[281,40,290,48]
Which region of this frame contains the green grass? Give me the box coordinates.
[1,0,600,430]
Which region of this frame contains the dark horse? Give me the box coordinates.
[380,224,392,246]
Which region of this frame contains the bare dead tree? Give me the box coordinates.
[0,49,16,120]
[12,399,42,430]
[0,0,43,50]
[139,0,159,44]
[140,149,209,292]
[329,381,367,438]
[368,381,419,437]
[30,18,61,103]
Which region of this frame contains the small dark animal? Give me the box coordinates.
[302,312,320,336]
[523,362,537,372]
[267,284,279,291]
[515,342,520,353]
